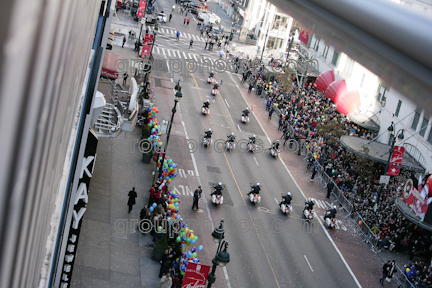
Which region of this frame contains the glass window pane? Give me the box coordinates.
[420,117,429,137]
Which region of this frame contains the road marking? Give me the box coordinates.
[253,157,259,166]
[224,99,230,107]
[167,49,171,57]
[237,124,241,132]
[274,198,279,204]
[227,71,362,288]
[304,255,314,272]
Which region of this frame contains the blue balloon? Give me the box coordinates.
[198,245,204,251]
[187,251,192,257]
[149,207,154,212]
[177,215,181,219]
[152,203,157,208]
[191,239,196,244]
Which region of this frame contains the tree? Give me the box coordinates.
[352,146,375,180]
[316,121,345,145]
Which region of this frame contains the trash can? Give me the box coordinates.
[142,151,153,163]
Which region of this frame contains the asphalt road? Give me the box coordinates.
[150,1,361,287]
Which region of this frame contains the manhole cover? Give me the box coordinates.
[207,166,221,174]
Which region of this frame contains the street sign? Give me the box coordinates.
[181,263,211,288]
[379,175,390,184]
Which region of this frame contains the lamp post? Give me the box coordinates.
[207,220,230,288]
[260,23,271,63]
[155,87,182,183]
[149,23,159,60]
[384,122,405,175]
[286,31,295,62]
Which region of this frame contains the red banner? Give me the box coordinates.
[181,263,211,288]
[298,28,310,46]
[143,33,154,44]
[141,44,151,58]
[387,146,404,176]
[137,0,146,18]
[403,175,432,224]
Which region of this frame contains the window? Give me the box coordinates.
[395,100,402,117]
[322,45,329,59]
[313,38,320,51]
[272,15,281,30]
[360,73,365,88]
[428,129,432,145]
[331,51,340,67]
[376,85,388,104]
[343,57,354,78]
[411,108,421,131]
[419,116,429,137]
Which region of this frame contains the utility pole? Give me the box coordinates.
[260,23,271,63]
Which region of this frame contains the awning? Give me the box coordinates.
[325,80,346,103]
[348,112,380,132]
[315,70,335,92]
[339,135,425,173]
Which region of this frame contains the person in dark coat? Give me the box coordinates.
[192,186,202,210]
[380,260,392,286]
[268,108,274,120]
[128,187,138,213]
[310,165,317,181]
[327,182,334,198]
[122,36,126,47]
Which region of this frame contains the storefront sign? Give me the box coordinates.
[59,130,98,288]
[137,0,147,18]
[387,146,404,176]
[181,263,211,288]
[141,44,151,58]
[237,7,248,20]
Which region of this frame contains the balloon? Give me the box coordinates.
[149,207,154,212]
[190,239,196,244]
[173,214,177,219]
[358,221,362,226]
[177,236,181,242]
[198,245,203,251]
[191,247,196,253]
[187,251,192,257]
[177,215,181,219]
[152,203,157,208]
[186,238,191,243]
[192,252,197,258]
[158,226,163,232]
[194,236,198,241]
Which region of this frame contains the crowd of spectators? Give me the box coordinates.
[248,71,432,277]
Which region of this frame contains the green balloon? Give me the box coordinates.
[158,226,163,232]
[158,142,163,147]
[194,236,198,241]
[176,236,181,242]
[192,252,197,258]
[186,238,191,243]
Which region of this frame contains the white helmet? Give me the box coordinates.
[218,182,222,185]
[253,135,256,137]
[333,205,337,209]
[276,140,279,142]
[206,100,209,103]
[231,132,234,136]
[287,192,291,196]
[257,183,260,186]
[209,128,212,131]
[215,81,218,84]
[246,107,249,110]
[311,198,315,203]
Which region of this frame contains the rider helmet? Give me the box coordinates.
[257,183,260,186]
[209,128,212,131]
[311,198,315,202]
[246,107,249,110]
[218,182,222,185]
[215,81,218,84]
[231,132,234,136]
[276,140,279,142]
[333,205,337,209]
[206,100,209,103]
[287,192,291,196]
[253,135,256,138]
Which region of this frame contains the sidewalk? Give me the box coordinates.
[229,74,404,288]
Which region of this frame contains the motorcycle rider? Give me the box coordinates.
[247,183,261,196]
[210,182,223,196]
[204,128,212,139]
[209,71,214,79]
[304,198,315,212]
[248,135,256,144]
[213,81,219,91]
[242,108,249,117]
[226,132,235,143]
[324,205,337,220]
[203,100,210,109]
[280,192,292,207]
[271,140,280,151]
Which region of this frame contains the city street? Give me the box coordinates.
[149,1,362,287]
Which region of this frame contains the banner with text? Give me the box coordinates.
[387,146,404,176]
[137,1,146,18]
[181,263,211,288]
[299,28,310,46]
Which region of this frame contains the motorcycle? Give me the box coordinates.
[324,213,336,228]
[201,107,210,115]
[248,142,256,152]
[207,77,214,84]
[226,141,235,151]
[203,137,212,146]
[249,193,261,204]
[211,88,219,95]
[270,148,280,157]
[303,207,316,220]
[241,115,249,123]
[212,194,223,205]
[280,195,292,215]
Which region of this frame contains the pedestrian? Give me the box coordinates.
[379,260,392,286]
[192,186,202,210]
[220,79,223,85]
[311,165,317,181]
[184,17,186,24]
[326,182,334,198]
[159,272,172,288]
[205,40,208,49]
[200,28,204,36]
[248,83,253,93]
[268,107,274,120]
[127,187,138,213]
[172,4,175,12]
[187,18,190,25]
[189,39,193,49]
[169,13,172,22]
[278,117,283,131]
[266,98,271,111]
[159,249,173,278]
[123,72,129,86]
[122,36,126,47]
[185,9,188,16]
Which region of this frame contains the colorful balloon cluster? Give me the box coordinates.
[157,158,178,183]
[175,221,205,276]
[147,105,162,150]
[166,191,180,214]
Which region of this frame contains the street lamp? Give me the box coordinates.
[207,220,230,287]
[155,87,182,183]
[260,23,271,63]
[286,31,295,62]
[148,23,159,60]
